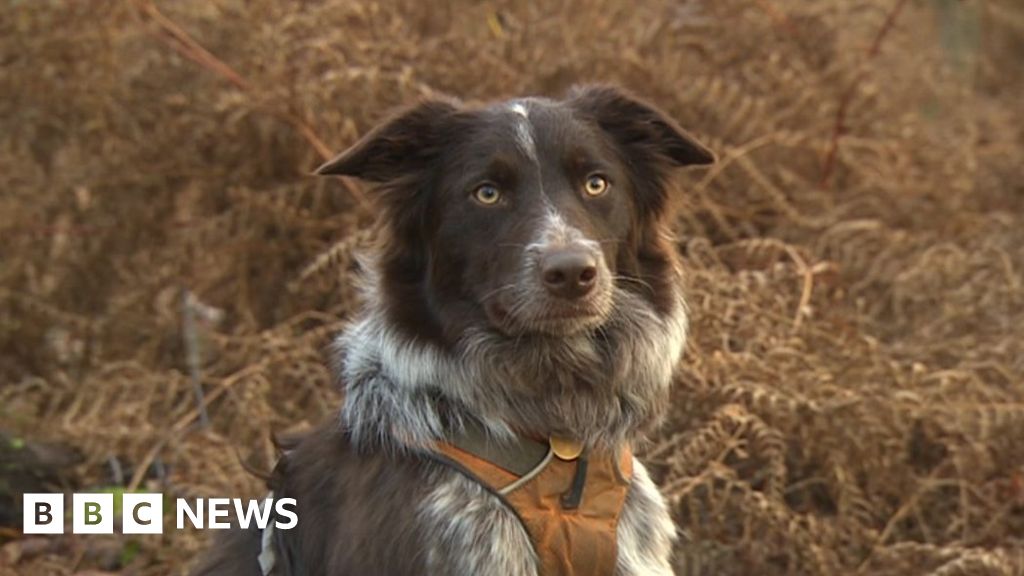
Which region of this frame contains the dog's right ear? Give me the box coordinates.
[314,99,460,182]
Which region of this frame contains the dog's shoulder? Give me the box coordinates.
[285,422,540,576]
[192,422,446,576]
[274,422,445,575]
[190,520,264,576]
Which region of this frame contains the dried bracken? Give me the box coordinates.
[1,0,1022,574]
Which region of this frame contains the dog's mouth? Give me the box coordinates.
[485,295,611,336]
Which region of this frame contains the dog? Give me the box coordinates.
[192,85,714,576]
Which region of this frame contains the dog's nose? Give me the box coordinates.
[541,249,598,299]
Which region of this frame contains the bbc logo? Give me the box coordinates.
[23,493,163,535]
[24,493,297,534]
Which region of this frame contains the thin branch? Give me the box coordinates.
[182,289,209,429]
[752,0,799,37]
[130,0,249,91]
[129,0,368,207]
[819,0,910,189]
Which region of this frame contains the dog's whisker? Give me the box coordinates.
[612,274,655,293]
[595,324,612,351]
[505,297,536,325]
[479,283,518,302]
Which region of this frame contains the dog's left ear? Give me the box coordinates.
[314,98,460,182]
[568,85,715,168]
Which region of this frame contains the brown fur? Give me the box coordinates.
[192,425,444,575]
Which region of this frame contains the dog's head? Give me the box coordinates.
[318,86,713,344]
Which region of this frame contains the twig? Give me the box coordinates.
[818,0,910,189]
[172,362,270,434]
[784,247,814,331]
[752,0,799,37]
[107,455,125,485]
[127,361,269,492]
[783,247,836,331]
[182,289,209,428]
[127,436,170,493]
[855,465,948,573]
[129,0,249,90]
[128,0,369,208]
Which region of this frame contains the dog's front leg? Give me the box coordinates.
[417,468,539,576]
[615,459,677,576]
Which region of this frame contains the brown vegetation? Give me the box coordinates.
[1,0,1022,574]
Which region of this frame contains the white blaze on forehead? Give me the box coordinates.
[505,99,599,253]
[541,207,576,244]
[507,101,537,162]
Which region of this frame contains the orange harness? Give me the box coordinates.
[433,429,632,576]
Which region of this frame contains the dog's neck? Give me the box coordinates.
[336,271,688,453]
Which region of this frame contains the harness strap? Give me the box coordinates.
[256,424,632,576]
[447,418,550,478]
[432,423,633,576]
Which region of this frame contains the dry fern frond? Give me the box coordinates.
[3,0,1024,574]
[289,227,374,291]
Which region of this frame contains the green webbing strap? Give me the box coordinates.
[447,418,549,477]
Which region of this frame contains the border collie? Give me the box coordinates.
[193,85,714,576]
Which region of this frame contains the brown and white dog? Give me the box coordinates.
[193,85,713,576]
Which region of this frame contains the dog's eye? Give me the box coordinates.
[473,184,502,205]
[583,175,609,197]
